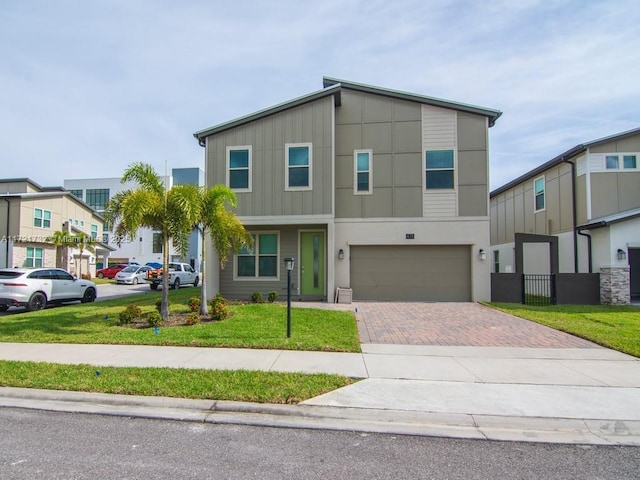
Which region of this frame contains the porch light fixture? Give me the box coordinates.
[338,248,344,260]
[617,249,627,261]
[479,249,486,261]
[284,257,295,338]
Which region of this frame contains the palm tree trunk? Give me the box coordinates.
[161,235,170,319]
[199,228,208,315]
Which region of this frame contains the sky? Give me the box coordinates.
[1,0,639,191]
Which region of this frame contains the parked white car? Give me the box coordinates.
[0,268,97,312]
[114,265,152,285]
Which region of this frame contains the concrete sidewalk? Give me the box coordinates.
[1,342,639,445]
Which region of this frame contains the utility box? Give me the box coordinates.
[335,287,353,304]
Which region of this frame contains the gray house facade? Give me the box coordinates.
[195,78,501,302]
[490,128,640,304]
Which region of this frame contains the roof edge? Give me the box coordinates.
[323,76,502,127]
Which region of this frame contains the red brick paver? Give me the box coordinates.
[355,302,601,348]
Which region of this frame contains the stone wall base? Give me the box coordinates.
[600,266,630,305]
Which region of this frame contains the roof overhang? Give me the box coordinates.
[577,207,640,230]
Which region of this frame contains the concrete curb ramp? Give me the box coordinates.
[1,387,639,446]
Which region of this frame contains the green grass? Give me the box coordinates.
[0,360,354,404]
[0,288,361,353]
[488,303,640,357]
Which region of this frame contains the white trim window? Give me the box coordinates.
[34,208,51,228]
[226,146,252,191]
[236,232,279,280]
[25,247,43,267]
[91,224,99,240]
[354,149,373,194]
[534,176,545,212]
[425,150,455,190]
[285,143,312,191]
[606,154,637,170]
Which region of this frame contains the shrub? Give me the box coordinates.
[267,291,278,303]
[209,294,228,321]
[186,312,200,325]
[187,296,201,313]
[119,304,142,325]
[81,273,91,280]
[146,310,162,327]
[250,291,263,303]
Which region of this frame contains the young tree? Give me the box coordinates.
[103,163,196,319]
[177,185,251,315]
[71,232,95,279]
[47,230,95,277]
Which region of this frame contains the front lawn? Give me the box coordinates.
[489,303,640,357]
[0,289,361,353]
[0,360,354,404]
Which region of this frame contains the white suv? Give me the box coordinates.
[0,268,97,312]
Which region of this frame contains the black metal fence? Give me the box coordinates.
[522,274,555,305]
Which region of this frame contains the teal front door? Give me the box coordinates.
[300,232,324,296]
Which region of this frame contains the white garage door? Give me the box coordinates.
[350,245,471,301]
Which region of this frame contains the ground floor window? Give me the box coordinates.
[237,233,278,279]
[25,247,43,267]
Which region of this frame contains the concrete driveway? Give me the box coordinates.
[354,302,600,348]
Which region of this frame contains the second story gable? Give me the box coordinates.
[194,77,501,220]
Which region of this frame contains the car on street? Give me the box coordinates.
[114,265,152,285]
[145,262,199,290]
[0,267,97,312]
[95,263,129,279]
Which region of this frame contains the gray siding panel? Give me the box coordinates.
[205,97,334,217]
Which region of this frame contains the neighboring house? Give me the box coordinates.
[64,167,204,269]
[0,178,114,276]
[193,77,502,302]
[490,127,640,304]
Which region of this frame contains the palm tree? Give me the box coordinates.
[48,230,70,269]
[47,230,95,277]
[103,162,196,319]
[177,185,251,315]
[71,232,95,279]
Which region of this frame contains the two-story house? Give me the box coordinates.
[490,127,640,304]
[194,77,501,302]
[0,178,114,276]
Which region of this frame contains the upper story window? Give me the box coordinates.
[91,224,99,240]
[534,176,545,212]
[226,146,252,191]
[86,189,110,211]
[69,189,83,200]
[606,154,638,170]
[236,232,279,279]
[34,208,51,228]
[354,150,373,194]
[286,143,312,191]
[425,150,455,189]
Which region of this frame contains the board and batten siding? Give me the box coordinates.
[422,105,457,218]
[205,97,334,218]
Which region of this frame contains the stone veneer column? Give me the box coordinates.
[600,266,630,305]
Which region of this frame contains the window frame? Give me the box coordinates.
[285,143,313,191]
[85,188,110,211]
[25,247,44,268]
[226,146,252,192]
[425,149,456,190]
[493,250,500,273]
[534,175,546,212]
[354,149,373,195]
[33,208,51,228]
[91,224,99,240]
[605,154,639,171]
[234,231,280,281]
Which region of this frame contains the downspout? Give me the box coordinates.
[2,198,10,268]
[577,228,593,273]
[560,158,579,273]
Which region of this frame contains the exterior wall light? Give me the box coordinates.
[617,249,627,261]
[479,249,486,261]
[338,248,344,260]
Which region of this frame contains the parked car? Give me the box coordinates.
[114,265,152,285]
[145,262,162,269]
[0,268,97,312]
[95,263,129,279]
[145,262,199,290]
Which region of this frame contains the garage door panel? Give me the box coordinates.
[350,245,471,301]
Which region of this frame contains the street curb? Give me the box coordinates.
[1,387,639,446]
